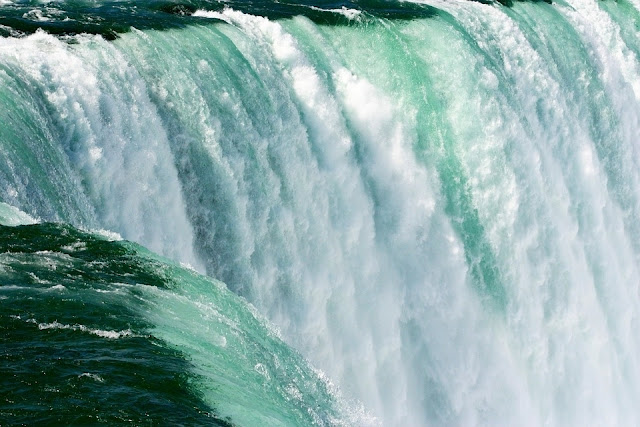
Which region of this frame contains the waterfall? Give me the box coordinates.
[2,0,640,424]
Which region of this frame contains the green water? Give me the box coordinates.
[0,213,349,425]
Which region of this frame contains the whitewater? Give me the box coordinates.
[1,0,640,425]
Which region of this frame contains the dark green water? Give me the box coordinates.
[0,223,220,425]
[0,217,347,426]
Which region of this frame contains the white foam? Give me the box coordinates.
[61,242,87,252]
[22,9,51,22]
[37,320,137,339]
[79,373,104,382]
[308,6,363,21]
[90,228,123,242]
[192,9,230,22]
[0,202,39,226]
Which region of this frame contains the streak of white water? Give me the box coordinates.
[0,32,202,270]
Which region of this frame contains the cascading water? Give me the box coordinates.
[2,0,640,425]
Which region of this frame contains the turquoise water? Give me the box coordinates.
[2,0,640,425]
